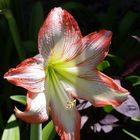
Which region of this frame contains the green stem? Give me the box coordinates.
[3,9,26,61]
[30,124,42,140]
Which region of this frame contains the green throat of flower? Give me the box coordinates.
[46,57,77,110]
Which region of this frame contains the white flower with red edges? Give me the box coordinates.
[4,7,129,140]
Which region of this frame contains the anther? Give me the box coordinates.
[66,99,76,110]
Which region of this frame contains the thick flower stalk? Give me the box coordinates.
[4,7,129,140]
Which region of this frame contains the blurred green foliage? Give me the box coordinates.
[1,114,20,140]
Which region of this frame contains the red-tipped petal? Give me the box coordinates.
[4,54,45,92]
[38,7,82,61]
[15,92,48,124]
[47,70,81,140]
[74,30,112,70]
[50,99,80,140]
[60,70,129,107]
[81,71,129,107]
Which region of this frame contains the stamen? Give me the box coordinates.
[66,99,76,110]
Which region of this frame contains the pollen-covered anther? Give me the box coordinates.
[66,99,76,110]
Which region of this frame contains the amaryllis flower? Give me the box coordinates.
[4,7,129,140]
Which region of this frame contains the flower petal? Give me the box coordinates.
[60,70,129,107]
[38,7,82,61]
[74,30,112,70]
[50,99,80,140]
[4,54,45,92]
[47,70,80,140]
[15,92,48,124]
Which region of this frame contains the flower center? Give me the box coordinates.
[46,57,78,110]
[46,56,78,76]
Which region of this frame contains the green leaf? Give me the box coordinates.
[125,75,140,87]
[42,120,56,140]
[3,9,26,61]
[103,105,113,113]
[107,53,124,69]
[107,53,124,65]
[30,124,42,140]
[11,0,25,37]
[0,0,11,9]
[131,117,140,122]
[1,114,20,140]
[97,60,110,71]
[10,95,26,105]
[29,1,44,42]
[123,129,140,140]
[118,11,138,42]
